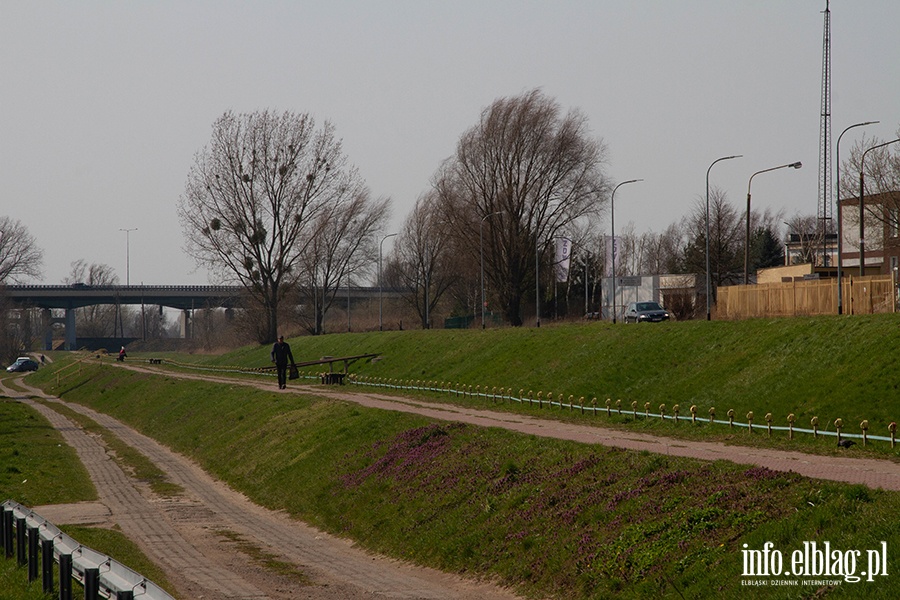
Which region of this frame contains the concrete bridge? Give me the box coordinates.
[3,284,389,350]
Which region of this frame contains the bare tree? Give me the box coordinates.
[126,304,171,340]
[63,260,119,286]
[62,260,120,337]
[385,191,458,328]
[784,213,828,265]
[682,187,744,286]
[640,223,687,275]
[295,189,390,335]
[179,110,375,343]
[839,129,900,239]
[0,294,35,362]
[436,89,610,325]
[0,216,43,283]
[0,218,42,358]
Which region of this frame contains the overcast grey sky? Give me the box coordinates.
[2,1,898,286]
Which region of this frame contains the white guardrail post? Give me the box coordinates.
[2,499,175,600]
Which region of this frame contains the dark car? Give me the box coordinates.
[6,357,39,372]
[623,301,671,323]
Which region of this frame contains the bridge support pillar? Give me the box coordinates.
[180,309,192,339]
[64,308,76,351]
[41,309,53,351]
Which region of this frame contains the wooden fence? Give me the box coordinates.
[716,275,896,319]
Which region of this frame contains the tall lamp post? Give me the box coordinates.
[859,138,900,276]
[744,162,802,284]
[379,233,397,331]
[706,155,742,320]
[609,179,643,323]
[119,228,137,285]
[836,121,878,314]
[480,211,502,329]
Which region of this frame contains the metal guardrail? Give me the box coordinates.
[351,377,897,446]
[2,500,175,600]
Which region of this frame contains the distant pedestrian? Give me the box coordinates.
[40,354,45,364]
[271,336,295,389]
[118,346,127,362]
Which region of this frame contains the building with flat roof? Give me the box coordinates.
[839,190,900,275]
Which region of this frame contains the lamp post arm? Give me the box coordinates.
[705,155,742,320]
[859,138,900,276]
[609,179,643,324]
[836,121,878,312]
[379,233,398,331]
[744,162,802,284]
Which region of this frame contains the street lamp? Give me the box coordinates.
[610,179,643,323]
[859,138,900,276]
[836,121,878,314]
[744,162,802,284]
[480,211,502,329]
[706,155,742,321]
[119,228,137,285]
[379,233,397,331]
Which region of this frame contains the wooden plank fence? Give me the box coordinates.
[716,275,896,319]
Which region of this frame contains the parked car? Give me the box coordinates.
[6,356,39,372]
[623,301,671,323]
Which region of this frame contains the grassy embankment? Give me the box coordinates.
[0,375,176,599]
[5,314,900,598]
[165,313,900,456]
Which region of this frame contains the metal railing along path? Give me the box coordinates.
[2,499,175,600]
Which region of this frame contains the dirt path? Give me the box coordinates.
[1,376,520,600]
[4,361,900,598]
[121,362,900,492]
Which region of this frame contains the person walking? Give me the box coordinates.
[271,336,295,389]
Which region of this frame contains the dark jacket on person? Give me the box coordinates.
[271,341,294,366]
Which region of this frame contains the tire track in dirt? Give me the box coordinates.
[2,376,521,600]
[7,360,900,598]
[116,362,900,491]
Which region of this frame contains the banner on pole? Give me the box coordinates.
[555,237,571,282]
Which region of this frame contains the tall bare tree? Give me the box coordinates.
[640,223,687,275]
[839,129,900,238]
[0,216,43,283]
[0,218,42,359]
[62,260,120,337]
[295,189,390,335]
[178,110,376,343]
[436,89,610,325]
[385,191,458,329]
[682,187,744,286]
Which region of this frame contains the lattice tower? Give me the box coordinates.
[817,0,832,265]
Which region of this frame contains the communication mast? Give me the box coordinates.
[817,0,832,266]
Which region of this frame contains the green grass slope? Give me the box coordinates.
[184,315,900,455]
[0,376,176,600]
[20,316,900,599]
